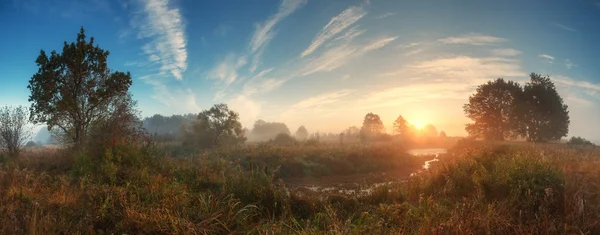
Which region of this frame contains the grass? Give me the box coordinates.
[0,141,599,234]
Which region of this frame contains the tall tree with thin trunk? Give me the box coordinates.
[27,27,132,148]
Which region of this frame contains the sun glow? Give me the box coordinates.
[412,120,426,129]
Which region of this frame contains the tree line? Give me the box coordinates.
[1,28,595,158]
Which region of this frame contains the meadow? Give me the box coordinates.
[0,139,598,234]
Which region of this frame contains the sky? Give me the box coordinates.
[1,0,600,140]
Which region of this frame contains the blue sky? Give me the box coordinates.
[1,0,600,140]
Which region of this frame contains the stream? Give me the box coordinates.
[292,148,448,195]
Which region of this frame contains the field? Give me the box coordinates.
[0,140,599,234]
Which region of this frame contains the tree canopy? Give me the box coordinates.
[182,104,245,148]
[249,120,291,142]
[463,78,522,141]
[518,73,569,142]
[360,113,385,141]
[295,126,309,140]
[392,115,409,136]
[27,27,132,147]
[463,74,570,142]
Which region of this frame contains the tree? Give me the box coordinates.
[392,115,409,136]
[249,120,290,141]
[182,104,245,148]
[27,27,132,148]
[439,131,447,138]
[360,113,385,141]
[463,78,522,141]
[295,126,309,140]
[518,73,569,142]
[271,133,296,146]
[0,106,32,157]
[567,136,595,147]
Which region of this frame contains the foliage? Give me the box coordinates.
[295,125,309,140]
[463,78,522,140]
[0,106,31,157]
[27,27,132,148]
[182,104,245,149]
[360,113,385,142]
[567,136,596,147]
[392,115,409,136]
[271,133,297,146]
[142,113,196,141]
[439,131,447,138]
[518,73,570,142]
[1,140,600,234]
[25,141,37,148]
[248,119,291,142]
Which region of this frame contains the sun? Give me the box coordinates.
[412,120,426,129]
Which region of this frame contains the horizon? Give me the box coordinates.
[2,0,600,141]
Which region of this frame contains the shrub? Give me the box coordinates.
[567,136,596,147]
[0,106,31,157]
[271,133,296,146]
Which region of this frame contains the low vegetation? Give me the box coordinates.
[1,141,599,234]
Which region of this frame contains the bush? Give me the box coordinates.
[567,136,596,147]
[271,133,296,146]
[25,141,37,148]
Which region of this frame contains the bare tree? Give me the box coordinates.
[0,106,32,157]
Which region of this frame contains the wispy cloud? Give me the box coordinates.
[553,75,600,91]
[375,12,396,19]
[398,42,421,49]
[405,48,423,56]
[491,48,522,56]
[538,54,554,63]
[438,33,506,45]
[554,23,578,32]
[381,56,526,84]
[208,0,306,100]
[248,0,306,72]
[208,53,247,97]
[133,0,188,80]
[301,5,366,57]
[250,0,306,53]
[301,36,397,76]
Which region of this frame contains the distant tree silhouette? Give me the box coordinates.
[249,120,291,141]
[182,104,245,148]
[517,73,569,142]
[295,126,309,140]
[271,133,296,146]
[392,115,409,136]
[567,136,595,147]
[439,131,447,138]
[463,78,522,141]
[143,114,196,141]
[27,27,132,148]
[360,113,385,142]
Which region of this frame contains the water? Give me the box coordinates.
[408,148,447,175]
[296,148,448,195]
